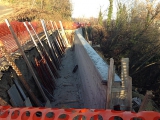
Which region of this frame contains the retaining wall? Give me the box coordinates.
[74,28,121,109]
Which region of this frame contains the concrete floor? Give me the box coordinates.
[51,47,83,108]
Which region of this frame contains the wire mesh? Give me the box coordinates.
[0,20,44,57]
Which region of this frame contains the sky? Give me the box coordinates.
[71,0,110,18]
[71,0,160,19]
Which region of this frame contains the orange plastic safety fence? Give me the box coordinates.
[0,21,43,57]
[0,106,160,120]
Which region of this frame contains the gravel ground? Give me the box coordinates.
[51,47,84,108]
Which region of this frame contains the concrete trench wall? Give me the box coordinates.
[74,29,106,109]
[74,28,121,109]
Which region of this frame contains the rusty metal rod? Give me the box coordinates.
[5,19,48,103]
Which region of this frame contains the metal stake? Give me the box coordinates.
[54,21,66,50]
[40,19,61,66]
[50,21,63,54]
[5,19,48,103]
[59,21,68,46]
[23,22,58,82]
[28,22,60,77]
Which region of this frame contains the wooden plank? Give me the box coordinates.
[120,58,129,110]
[110,65,122,109]
[8,84,24,107]
[112,87,126,92]
[24,97,32,107]
[121,58,129,89]
[128,76,132,111]
[106,58,114,109]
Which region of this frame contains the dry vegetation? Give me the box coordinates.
[0,0,72,22]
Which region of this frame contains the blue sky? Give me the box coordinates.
[71,0,110,18]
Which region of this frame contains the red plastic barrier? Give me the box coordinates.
[0,106,160,120]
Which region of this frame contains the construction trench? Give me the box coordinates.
[0,20,83,108]
[0,20,159,120]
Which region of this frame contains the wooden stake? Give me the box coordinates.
[138,91,153,112]
[106,58,114,109]
[128,76,132,111]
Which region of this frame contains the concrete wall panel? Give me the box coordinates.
[74,29,121,109]
[74,29,106,109]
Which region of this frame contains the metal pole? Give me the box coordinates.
[54,21,66,50]
[50,21,63,55]
[59,21,68,46]
[54,21,63,41]
[23,22,58,82]
[5,19,48,102]
[40,19,60,66]
[50,20,55,31]
[28,22,60,77]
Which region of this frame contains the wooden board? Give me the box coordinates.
[106,58,114,109]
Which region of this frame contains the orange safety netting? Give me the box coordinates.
[0,20,73,57]
[0,106,160,120]
[0,21,44,57]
